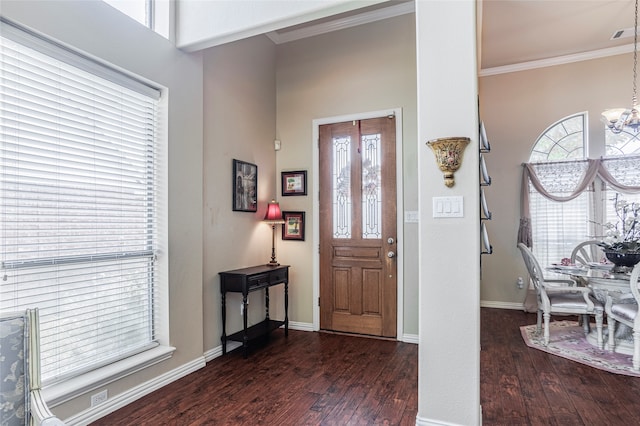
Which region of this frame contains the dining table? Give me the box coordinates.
[547,263,636,354]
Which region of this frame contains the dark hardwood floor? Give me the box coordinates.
[481,308,640,425]
[90,329,418,425]
[90,308,640,425]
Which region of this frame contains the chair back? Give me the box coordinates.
[0,311,29,426]
[571,240,602,266]
[517,243,543,293]
[629,263,640,329]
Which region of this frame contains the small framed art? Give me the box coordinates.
[281,170,307,196]
[282,211,305,241]
[232,159,258,212]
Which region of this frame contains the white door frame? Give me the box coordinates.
[312,107,404,339]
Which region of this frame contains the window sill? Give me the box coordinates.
[43,345,176,407]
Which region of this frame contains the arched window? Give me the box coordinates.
[530,113,586,162]
[605,128,640,157]
[525,112,640,267]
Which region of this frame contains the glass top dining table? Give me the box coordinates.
[546,264,632,293]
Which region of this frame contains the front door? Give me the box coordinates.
[319,116,397,337]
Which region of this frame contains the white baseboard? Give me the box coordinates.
[401,333,419,344]
[480,300,525,310]
[65,357,206,426]
[289,320,314,331]
[415,414,468,425]
[203,341,241,362]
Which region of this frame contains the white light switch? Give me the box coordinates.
[405,211,419,223]
[432,196,464,218]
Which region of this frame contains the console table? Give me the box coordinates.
[219,264,289,358]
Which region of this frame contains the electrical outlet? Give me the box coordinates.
[91,390,108,407]
[517,277,524,289]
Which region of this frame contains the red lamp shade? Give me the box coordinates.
[264,200,284,266]
[264,200,284,223]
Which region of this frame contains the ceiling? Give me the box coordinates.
[480,0,635,70]
[266,0,637,72]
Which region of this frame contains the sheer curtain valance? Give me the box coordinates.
[519,156,640,247]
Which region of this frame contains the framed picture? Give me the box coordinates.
[281,170,307,196]
[282,211,305,241]
[232,159,258,212]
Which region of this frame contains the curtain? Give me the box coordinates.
[519,157,640,248]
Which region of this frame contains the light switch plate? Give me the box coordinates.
[404,211,419,223]
[432,196,464,218]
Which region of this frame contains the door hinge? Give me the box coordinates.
[318,297,320,307]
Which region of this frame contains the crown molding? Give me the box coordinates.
[266,1,414,44]
[480,43,634,77]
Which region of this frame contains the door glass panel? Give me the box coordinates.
[362,133,382,239]
[333,136,351,238]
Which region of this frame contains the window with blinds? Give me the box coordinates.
[0,21,161,385]
[529,161,593,267]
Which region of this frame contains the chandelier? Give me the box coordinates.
[602,0,640,133]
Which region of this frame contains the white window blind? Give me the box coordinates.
[0,21,160,384]
[529,161,593,267]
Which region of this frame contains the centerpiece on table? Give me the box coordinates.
[598,194,640,272]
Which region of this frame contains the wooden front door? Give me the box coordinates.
[319,116,397,337]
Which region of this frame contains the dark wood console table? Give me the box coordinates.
[219,264,289,358]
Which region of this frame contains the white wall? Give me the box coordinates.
[2,0,204,421]
[176,0,389,51]
[416,1,480,424]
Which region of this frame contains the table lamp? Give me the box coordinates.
[264,199,284,266]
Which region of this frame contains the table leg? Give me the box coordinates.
[284,282,289,337]
[242,293,248,359]
[265,287,270,321]
[221,291,227,355]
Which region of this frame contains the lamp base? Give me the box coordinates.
[266,261,280,267]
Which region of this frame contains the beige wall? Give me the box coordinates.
[479,53,632,306]
[274,13,419,333]
[202,35,279,351]
[2,0,205,421]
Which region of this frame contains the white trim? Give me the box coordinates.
[480,43,634,77]
[312,107,405,339]
[415,415,463,426]
[480,300,524,311]
[203,341,242,363]
[289,321,315,332]
[401,333,419,345]
[266,1,414,45]
[62,356,205,426]
[43,345,176,408]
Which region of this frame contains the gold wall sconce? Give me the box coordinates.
[426,137,470,188]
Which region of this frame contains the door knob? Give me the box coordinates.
[387,237,395,244]
[387,251,395,258]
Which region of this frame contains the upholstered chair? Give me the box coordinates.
[605,263,640,370]
[0,309,65,425]
[518,243,604,348]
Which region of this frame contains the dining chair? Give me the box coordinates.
[604,263,640,369]
[570,240,603,266]
[517,243,604,347]
[0,309,66,425]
